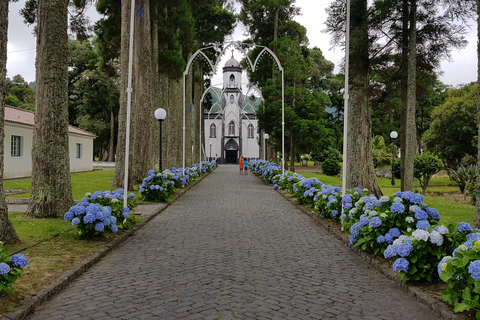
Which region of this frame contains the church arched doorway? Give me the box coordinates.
[225,138,238,164]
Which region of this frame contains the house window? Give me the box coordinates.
[247,124,254,138]
[76,143,82,159]
[210,123,216,138]
[11,135,23,157]
[228,121,235,136]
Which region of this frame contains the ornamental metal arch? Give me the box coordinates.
[183,41,285,175]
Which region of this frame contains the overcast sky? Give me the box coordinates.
[6,0,478,87]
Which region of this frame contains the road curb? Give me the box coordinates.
[2,168,214,320]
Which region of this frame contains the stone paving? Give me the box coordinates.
[27,165,441,320]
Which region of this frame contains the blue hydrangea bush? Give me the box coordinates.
[348,191,441,256]
[64,202,119,238]
[139,170,177,202]
[83,188,137,229]
[292,177,323,205]
[436,228,480,317]
[0,241,29,293]
[384,224,470,283]
[140,161,217,202]
[249,160,282,183]
[272,171,303,193]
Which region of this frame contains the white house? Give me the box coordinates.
[4,106,96,179]
[204,55,261,164]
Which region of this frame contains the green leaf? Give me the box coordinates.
[463,287,472,301]
[454,302,471,313]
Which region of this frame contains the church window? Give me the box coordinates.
[228,121,235,136]
[247,124,254,138]
[229,74,235,85]
[230,95,234,104]
[210,124,216,138]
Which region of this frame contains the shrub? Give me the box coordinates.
[449,164,477,194]
[83,189,137,229]
[292,177,323,205]
[140,170,178,202]
[439,231,480,317]
[322,158,341,176]
[413,153,444,193]
[64,202,119,238]
[0,242,28,293]
[312,148,342,164]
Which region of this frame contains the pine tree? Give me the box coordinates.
[0,0,19,243]
[25,0,74,218]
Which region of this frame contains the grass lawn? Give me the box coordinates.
[4,168,129,201]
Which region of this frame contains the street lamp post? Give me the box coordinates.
[155,108,167,171]
[209,142,213,161]
[390,131,398,186]
[264,133,269,161]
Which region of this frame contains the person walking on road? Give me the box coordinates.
[239,155,244,174]
[244,158,248,175]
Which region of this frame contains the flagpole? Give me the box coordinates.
[341,0,351,215]
[123,0,135,208]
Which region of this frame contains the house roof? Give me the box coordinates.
[5,106,96,138]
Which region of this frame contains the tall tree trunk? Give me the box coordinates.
[0,0,19,243]
[108,108,115,162]
[130,0,157,183]
[163,77,184,169]
[345,0,382,197]
[474,0,480,228]
[112,0,132,189]
[25,0,73,218]
[403,0,417,191]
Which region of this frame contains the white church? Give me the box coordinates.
[204,55,261,164]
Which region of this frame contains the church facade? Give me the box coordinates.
[204,56,260,164]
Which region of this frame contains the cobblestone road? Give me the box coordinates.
[29,165,439,320]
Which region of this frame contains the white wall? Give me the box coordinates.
[4,122,33,179]
[69,133,95,173]
[4,122,95,179]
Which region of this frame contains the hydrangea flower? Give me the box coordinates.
[414,210,428,221]
[416,220,430,230]
[467,233,480,242]
[95,223,105,232]
[72,218,81,226]
[384,245,397,258]
[434,225,449,235]
[122,207,130,219]
[389,228,401,238]
[429,231,444,246]
[369,217,382,228]
[405,217,414,223]
[384,233,394,244]
[397,243,414,257]
[390,203,405,214]
[377,235,386,243]
[64,211,74,222]
[331,210,339,217]
[425,207,441,221]
[10,254,29,268]
[412,229,429,242]
[459,222,474,233]
[438,256,455,275]
[468,260,480,280]
[110,224,118,233]
[0,262,11,275]
[393,258,409,272]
